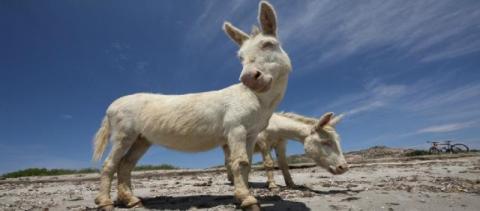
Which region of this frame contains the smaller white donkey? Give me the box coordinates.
[223,112,348,189]
[92,1,290,211]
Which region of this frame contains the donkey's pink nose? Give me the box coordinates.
[240,69,262,84]
[240,68,272,93]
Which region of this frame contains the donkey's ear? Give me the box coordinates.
[258,1,277,36]
[329,113,344,126]
[315,112,334,130]
[223,22,249,46]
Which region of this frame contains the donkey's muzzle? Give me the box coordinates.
[328,163,349,175]
[240,70,272,93]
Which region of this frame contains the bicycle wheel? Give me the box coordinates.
[451,144,469,153]
[429,147,441,154]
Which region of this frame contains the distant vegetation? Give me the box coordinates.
[133,164,177,171]
[1,168,98,179]
[252,146,480,166]
[403,150,431,157]
[1,164,178,179]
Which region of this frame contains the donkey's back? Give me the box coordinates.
[103,84,266,152]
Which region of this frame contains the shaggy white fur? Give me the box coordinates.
[92,1,291,210]
[223,112,348,189]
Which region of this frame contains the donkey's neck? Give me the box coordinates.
[269,114,311,143]
[256,73,289,110]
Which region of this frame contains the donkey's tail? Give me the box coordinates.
[92,116,110,162]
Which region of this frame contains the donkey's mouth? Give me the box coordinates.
[241,74,273,93]
[255,77,272,93]
[327,165,345,175]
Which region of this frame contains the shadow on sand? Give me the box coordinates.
[291,184,364,195]
[114,182,362,210]
[248,181,363,195]
[140,194,310,210]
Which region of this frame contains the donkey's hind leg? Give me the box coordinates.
[95,129,137,210]
[260,146,278,189]
[117,137,151,208]
[275,140,295,188]
[222,145,234,184]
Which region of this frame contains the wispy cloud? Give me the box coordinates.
[61,114,73,120]
[325,74,480,122]
[326,76,480,149]
[407,82,480,112]
[325,81,407,116]
[183,0,251,50]
[278,0,480,69]
[417,121,477,134]
[345,101,384,116]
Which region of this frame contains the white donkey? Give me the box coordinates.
[223,112,348,189]
[92,1,290,210]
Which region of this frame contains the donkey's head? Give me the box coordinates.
[303,112,349,175]
[223,1,291,93]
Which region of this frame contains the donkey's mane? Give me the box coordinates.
[277,112,317,125]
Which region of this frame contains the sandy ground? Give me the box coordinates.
[1,155,479,211]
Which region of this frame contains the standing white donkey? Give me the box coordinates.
[223,112,348,189]
[92,1,291,210]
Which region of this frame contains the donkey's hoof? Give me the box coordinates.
[243,203,261,211]
[127,199,143,208]
[240,195,258,208]
[97,204,114,211]
[95,196,114,211]
[118,196,143,208]
[267,182,278,190]
[269,186,280,193]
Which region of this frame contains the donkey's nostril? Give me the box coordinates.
[337,164,348,173]
[254,71,262,80]
[337,164,348,171]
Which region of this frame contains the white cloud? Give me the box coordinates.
[326,82,407,116]
[417,121,476,134]
[407,82,480,112]
[183,0,251,49]
[345,101,384,116]
[322,75,480,126]
[278,0,480,68]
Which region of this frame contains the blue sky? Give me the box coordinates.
[1,0,479,174]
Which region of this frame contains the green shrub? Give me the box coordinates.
[2,164,176,179]
[404,150,431,157]
[2,168,73,178]
[133,164,177,171]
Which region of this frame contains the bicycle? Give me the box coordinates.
[427,140,470,154]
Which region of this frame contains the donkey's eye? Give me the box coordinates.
[238,55,244,62]
[261,41,275,49]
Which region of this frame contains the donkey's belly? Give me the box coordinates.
[146,133,226,152]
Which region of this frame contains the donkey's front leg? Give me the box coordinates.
[227,127,260,210]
